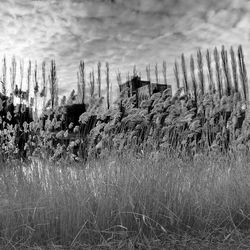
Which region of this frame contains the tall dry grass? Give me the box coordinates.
[1,150,250,248]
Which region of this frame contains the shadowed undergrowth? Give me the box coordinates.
[0,151,250,248]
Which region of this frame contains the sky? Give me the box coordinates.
[0,0,250,101]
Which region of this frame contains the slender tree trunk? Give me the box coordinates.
[79,61,85,104]
[41,61,46,109]
[174,61,180,90]
[214,47,222,98]
[181,54,188,94]
[27,61,31,107]
[2,56,6,96]
[116,71,122,91]
[49,60,57,110]
[34,62,39,121]
[77,72,82,104]
[106,62,110,109]
[162,60,167,85]
[197,49,204,96]
[133,65,137,77]
[206,49,215,93]
[221,45,232,96]
[238,45,249,102]
[146,65,152,95]
[19,60,24,106]
[98,62,101,98]
[190,55,197,103]
[230,46,238,93]
[155,63,159,84]
[10,56,16,95]
[89,70,95,98]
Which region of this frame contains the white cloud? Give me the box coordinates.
[0,0,248,101]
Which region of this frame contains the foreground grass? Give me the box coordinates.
[0,151,250,249]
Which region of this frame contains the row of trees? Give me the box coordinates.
[173,45,249,103]
[1,45,247,118]
[0,58,116,113]
[116,45,249,107]
[0,57,59,119]
[76,61,112,109]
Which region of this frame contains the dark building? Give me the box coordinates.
[40,103,86,132]
[119,76,150,97]
[119,76,172,105]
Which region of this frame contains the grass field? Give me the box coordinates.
[0,150,250,249]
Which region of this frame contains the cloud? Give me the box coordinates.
[0,0,248,101]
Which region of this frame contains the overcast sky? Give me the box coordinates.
[1,0,250,98]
